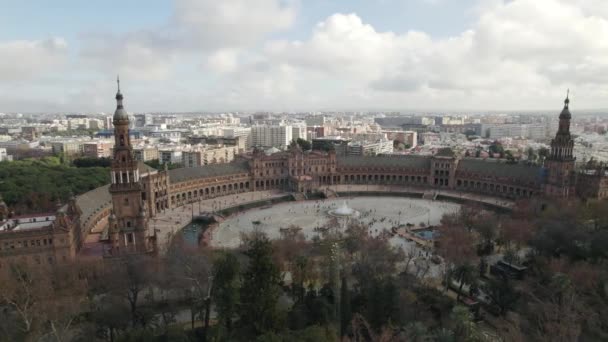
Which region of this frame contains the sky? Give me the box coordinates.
[1,0,608,113]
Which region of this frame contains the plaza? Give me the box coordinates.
[210,196,461,248]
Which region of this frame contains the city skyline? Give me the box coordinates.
[2,0,608,113]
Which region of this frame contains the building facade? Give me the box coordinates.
[4,90,596,263]
[251,125,293,149]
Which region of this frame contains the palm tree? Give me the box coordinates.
[452,263,477,301]
[450,305,481,341]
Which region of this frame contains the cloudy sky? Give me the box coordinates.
[1,0,608,113]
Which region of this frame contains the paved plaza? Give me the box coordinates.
[151,190,287,252]
[211,196,460,248]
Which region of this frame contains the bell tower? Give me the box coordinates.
[108,77,148,254]
[544,91,576,197]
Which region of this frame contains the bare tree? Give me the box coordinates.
[0,263,52,338]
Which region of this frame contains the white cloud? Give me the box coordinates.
[3,0,608,111]
[173,0,296,49]
[78,0,296,79]
[0,38,68,82]
[236,0,608,110]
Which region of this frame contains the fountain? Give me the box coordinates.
[329,201,360,218]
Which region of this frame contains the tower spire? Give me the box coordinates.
[564,89,570,108]
[115,75,124,109]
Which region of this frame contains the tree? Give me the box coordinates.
[484,275,519,316]
[501,218,535,260]
[526,147,538,163]
[164,242,212,331]
[0,264,52,339]
[449,306,482,341]
[452,263,477,301]
[212,252,240,338]
[239,232,284,336]
[472,215,498,255]
[437,223,479,293]
[295,138,312,151]
[489,141,504,157]
[505,150,516,163]
[525,273,583,341]
[102,255,154,328]
[0,157,109,213]
[89,296,131,342]
[72,157,112,168]
[340,277,352,337]
[538,147,549,160]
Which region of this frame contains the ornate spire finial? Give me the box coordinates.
[115,75,124,109]
[565,89,570,108]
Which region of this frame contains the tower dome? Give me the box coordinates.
[113,75,129,121]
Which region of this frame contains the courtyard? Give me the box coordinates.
[210,196,460,248]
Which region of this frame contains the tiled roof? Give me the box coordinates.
[337,156,431,170]
[76,184,112,226]
[138,161,157,174]
[457,159,542,183]
[168,161,250,183]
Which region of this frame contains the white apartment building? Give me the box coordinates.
[481,123,547,140]
[291,124,307,141]
[251,125,293,149]
[223,127,252,149]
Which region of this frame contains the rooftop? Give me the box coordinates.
[75,184,112,226]
[457,158,542,183]
[337,155,431,169]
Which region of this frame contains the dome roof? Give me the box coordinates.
[113,76,129,121]
[114,107,129,121]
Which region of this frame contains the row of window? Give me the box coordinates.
[1,237,55,250]
[434,162,451,169]
[340,174,428,183]
[171,182,252,204]
[455,179,534,197]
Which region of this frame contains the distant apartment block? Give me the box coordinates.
[292,124,307,142]
[481,123,547,140]
[159,149,183,164]
[181,146,238,168]
[133,147,160,162]
[251,125,293,149]
[51,141,82,156]
[83,141,114,158]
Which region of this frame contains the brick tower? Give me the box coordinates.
[544,91,576,197]
[108,77,149,254]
